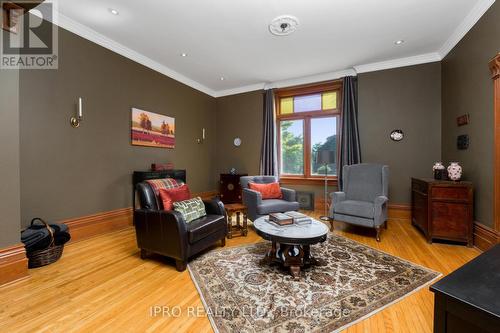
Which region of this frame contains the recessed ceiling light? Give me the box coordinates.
[395,40,405,45]
[220,77,225,81]
[181,53,188,57]
[108,8,119,15]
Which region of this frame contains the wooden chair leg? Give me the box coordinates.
[375,226,381,242]
[384,220,388,229]
[175,259,187,272]
[221,237,226,247]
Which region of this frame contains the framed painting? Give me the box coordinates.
[131,108,175,148]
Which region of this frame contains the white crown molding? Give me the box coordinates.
[214,83,267,98]
[354,52,442,74]
[40,11,217,97]
[438,0,495,58]
[266,69,357,90]
[214,69,358,97]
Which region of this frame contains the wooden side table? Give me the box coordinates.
[225,203,248,238]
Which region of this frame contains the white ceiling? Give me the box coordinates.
[50,0,495,97]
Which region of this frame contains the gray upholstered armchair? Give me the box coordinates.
[329,164,389,241]
[240,176,300,221]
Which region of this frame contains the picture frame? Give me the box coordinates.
[131,108,175,148]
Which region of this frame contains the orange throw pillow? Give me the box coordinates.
[159,184,191,210]
[248,182,283,199]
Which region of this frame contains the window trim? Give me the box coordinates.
[275,80,342,184]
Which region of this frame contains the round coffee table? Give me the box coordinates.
[253,216,329,279]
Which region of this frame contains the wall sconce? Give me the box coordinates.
[196,128,206,144]
[70,97,83,128]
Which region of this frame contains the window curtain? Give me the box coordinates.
[259,89,278,176]
[338,76,361,189]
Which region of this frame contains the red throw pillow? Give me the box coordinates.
[248,182,283,199]
[159,184,191,210]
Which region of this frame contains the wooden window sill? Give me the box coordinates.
[280,177,338,186]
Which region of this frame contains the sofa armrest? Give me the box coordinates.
[203,197,226,217]
[374,195,388,206]
[331,191,346,204]
[330,191,346,215]
[242,188,262,206]
[374,195,388,219]
[281,187,296,202]
[134,209,188,260]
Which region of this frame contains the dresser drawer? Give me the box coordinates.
[431,186,470,201]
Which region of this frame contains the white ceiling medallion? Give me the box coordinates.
[269,15,299,36]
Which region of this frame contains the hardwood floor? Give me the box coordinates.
[0,212,479,333]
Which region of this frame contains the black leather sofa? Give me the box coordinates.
[134,181,227,271]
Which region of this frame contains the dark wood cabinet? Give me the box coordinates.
[219,174,247,204]
[430,245,500,333]
[411,178,473,246]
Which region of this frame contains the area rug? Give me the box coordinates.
[188,234,440,333]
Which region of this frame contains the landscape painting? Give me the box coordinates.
[131,108,175,148]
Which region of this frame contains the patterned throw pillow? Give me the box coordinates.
[173,197,207,223]
[159,184,191,210]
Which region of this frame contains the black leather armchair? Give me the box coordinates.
[134,181,227,271]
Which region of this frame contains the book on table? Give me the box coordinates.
[268,213,294,226]
[284,211,312,224]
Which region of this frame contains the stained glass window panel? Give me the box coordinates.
[280,97,293,114]
[322,91,337,110]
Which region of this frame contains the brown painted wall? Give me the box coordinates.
[359,63,442,204]
[441,1,500,228]
[0,68,21,247]
[215,63,442,205]
[215,91,264,177]
[19,27,217,226]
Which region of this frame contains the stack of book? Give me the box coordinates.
[269,213,294,226]
[268,212,312,226]
[284,211,312,225]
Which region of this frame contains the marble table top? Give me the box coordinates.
[253,216,329,240]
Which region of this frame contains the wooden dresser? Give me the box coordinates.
[411,178,473,246]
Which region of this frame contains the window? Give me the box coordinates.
[276,81,341,183]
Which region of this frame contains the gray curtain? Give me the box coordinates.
[259,89,277,176]
[338,76,361,189]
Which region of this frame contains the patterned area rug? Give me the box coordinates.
[188,234,440,333]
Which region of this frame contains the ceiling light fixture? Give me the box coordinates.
[269,15,299,36]
[108,8,119,15]
[181,53,187,57]
[395,40,405,45]
[220,77,225,81]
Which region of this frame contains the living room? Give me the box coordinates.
[1,0,499,332]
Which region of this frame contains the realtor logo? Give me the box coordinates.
[1,0,58,69]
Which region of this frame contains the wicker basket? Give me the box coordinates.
[26,218,64,268]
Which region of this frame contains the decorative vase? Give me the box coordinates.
[447,162,462,181]
[433,162,447,180]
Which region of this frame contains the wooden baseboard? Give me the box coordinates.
[63,208,133,243]
[63,190,218,243]
[473,222,500,251]
[388,204,411,220]
[0,243,29,287]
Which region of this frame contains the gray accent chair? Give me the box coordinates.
[329,164,389,241]
[241,176,300,221]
